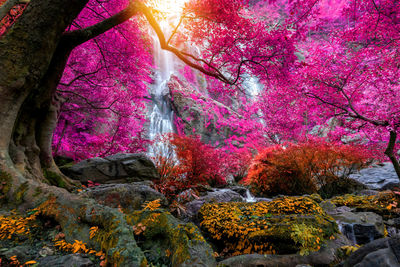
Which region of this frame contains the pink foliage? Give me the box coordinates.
[52,0,153,160]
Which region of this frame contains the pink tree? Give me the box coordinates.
[0,0,303,263]
[257,0,400,179]
[52,0,153,160]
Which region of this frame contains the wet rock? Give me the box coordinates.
[342,236,400,267]
[82,182,167,212]
[61,153,159,184]
[322,200,385,245]
[333,212,385,245]
[38,254,94,267]
[218,234,351,267]
[228,185,249,197]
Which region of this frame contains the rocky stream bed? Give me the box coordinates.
[1,153,400,267]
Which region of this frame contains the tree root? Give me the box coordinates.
[0,154,147,266]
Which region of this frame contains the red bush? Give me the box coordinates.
[152,134,227,199]
[169,134,227,186]
[243,140,373,196]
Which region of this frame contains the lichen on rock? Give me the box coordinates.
[199,196,339,257]
[127,209,217,267]
[331,191,400,219]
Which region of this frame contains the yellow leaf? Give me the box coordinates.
[24,260,37,265]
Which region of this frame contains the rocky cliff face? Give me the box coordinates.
[167,75,241,146]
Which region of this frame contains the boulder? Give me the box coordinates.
[228,185,250,197]
[199,196,339,256]
[128,209,217,267]
[322,198,385,245]
[349,162,400,190]
[333,212,385,245]
[384,217,400,237]
[38,254,94,267]
[81,182,167,212]
[218,234,351,267]
[0,245,33,263]
[386,217,400,229]
[330,192,400,219]
[185,189,244,220]
[61,153,159,184]
[341,236,400,267]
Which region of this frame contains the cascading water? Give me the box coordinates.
[244,189,257,203]
[243,75,262,98]
[147,22,176,157]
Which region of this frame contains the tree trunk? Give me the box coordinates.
[384,131,400,181]
[0,1,148,265]
[9,34,80,188]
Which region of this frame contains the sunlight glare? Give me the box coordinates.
[148,0,188,18]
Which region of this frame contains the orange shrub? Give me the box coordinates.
[243,140,373,196]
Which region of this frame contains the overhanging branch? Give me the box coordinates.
[63,0,140,47]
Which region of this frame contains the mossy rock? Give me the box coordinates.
[331,191,400,219]
[127,209,216,267]
[199,196,339,257]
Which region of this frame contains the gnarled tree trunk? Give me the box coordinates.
[0,1,148,265]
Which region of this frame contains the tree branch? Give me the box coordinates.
[139,3,234,84]
[63,0,140,47]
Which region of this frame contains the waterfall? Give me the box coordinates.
[147,22,176,157]
[243,75,262,98]
[245,189,257,203]
[339,223,357,244]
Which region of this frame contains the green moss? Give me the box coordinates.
[43,170,67,188]
[199,196,339,257]
[309,193,323,203]
[14,182,28,204]
[127,209,213,266]
[0,170,12,203]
